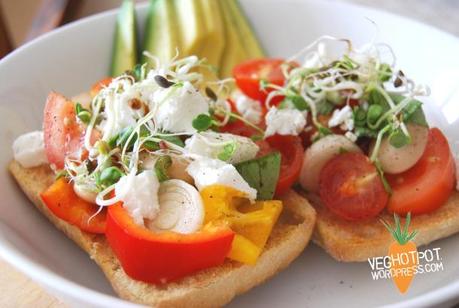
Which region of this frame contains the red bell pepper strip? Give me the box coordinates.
[106,203,235,284]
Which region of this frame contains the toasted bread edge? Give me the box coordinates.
[8,160,316,307]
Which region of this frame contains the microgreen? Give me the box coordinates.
[378,63,392,82]
[389,129,411,148]
[99,166,124,187]
[367,104,383,126]
[374,159,392,194]
[192,114,213,132]
[75,103,91,124]
[154,156,172,182]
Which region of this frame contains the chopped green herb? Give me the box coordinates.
[218,142,237,161]
[367,104,383,126]
[353,107,367,126]
[354,126,378,138]
[284,95,309,111]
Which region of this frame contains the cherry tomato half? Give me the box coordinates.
[387,128,456,216]
[319,152,389,220]
[257,135,304,196]
[233,58,287,105]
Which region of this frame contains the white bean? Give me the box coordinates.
[299,134,361,193]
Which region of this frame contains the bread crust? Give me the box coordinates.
[9,160,316,307]
[302,192,459,262]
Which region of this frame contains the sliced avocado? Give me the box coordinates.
[227,0,265,59]
[196,0,225,80]
[142,0,181,65]
[174,0,206,57]
[218,0,248,78]
[235,152,281,200]
[110,0,138,77]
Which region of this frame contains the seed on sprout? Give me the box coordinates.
[394,70,405,88]
[154,75,175,88]
[205,87,218,102]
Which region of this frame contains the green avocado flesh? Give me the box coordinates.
[111,0,266,80]
[110,0,138,77]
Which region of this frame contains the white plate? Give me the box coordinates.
[1,0,459,307]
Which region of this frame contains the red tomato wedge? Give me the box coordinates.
[233,58,287,105]
[319,152,389,220]
[90,77,113,97]
[43,92,84,169]
[257,135,304,196]
[106,203,235,284]
[220,99,267,138]
[40,178,106,234]
[387,128,456,216]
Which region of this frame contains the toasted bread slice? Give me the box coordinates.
[301,192,459,262]
[9,160,316,307]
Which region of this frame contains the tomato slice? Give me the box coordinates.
[40,178,106,234]
[106,203,234,284]
[257,135,304,196]
[90,77,113,97]
[387,128,456,216]
[319,152,389,220]
[233,58,287,105]
[43,92,84,169]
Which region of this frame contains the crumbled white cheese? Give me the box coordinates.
[185,131,259,164]
[115,170,160,226]
[328,105,354,131]
[12,131,48,168]
[234,92,263,124]
[153,81,209,133]
[264,107,306,137]
[101,82,145,140]
[344,131,358,143]
[186,157,257,201]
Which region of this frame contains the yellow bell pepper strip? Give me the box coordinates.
[201,185,283,265]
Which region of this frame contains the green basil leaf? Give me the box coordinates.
[235,152,281,200]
